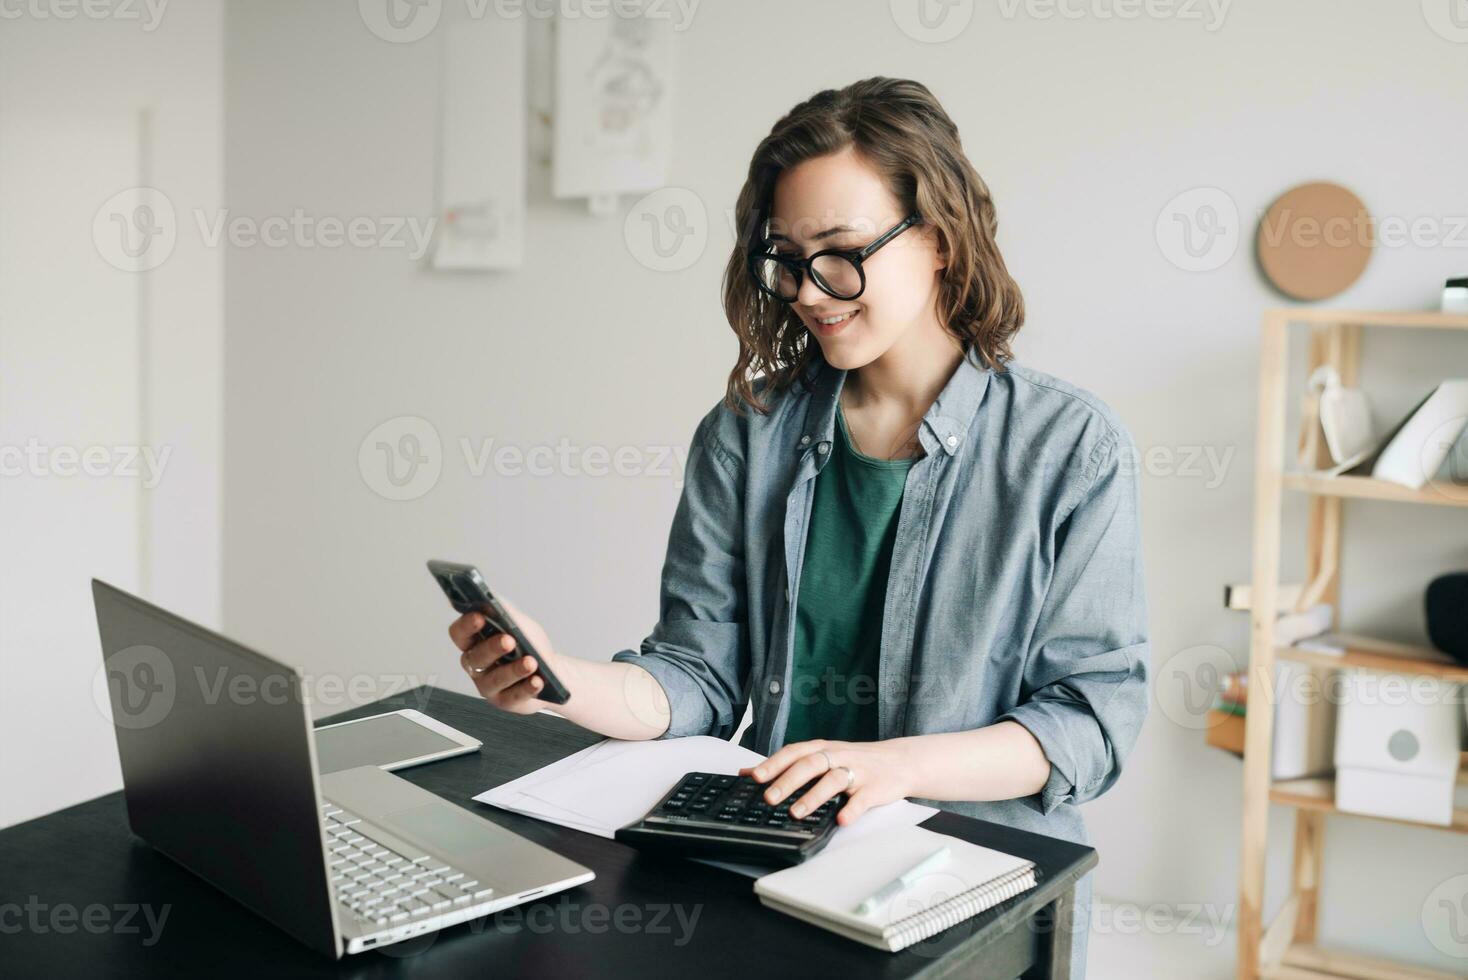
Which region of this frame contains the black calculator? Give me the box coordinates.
[614,771,846,866]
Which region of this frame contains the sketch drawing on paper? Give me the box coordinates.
[553,8,673,201]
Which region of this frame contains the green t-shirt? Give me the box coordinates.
[785,402,917,745]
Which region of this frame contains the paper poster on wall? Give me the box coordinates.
[552,3,672,202]
[431,17,525,271]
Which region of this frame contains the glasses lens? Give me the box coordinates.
[810,253,862,299]
[751,254,799,301]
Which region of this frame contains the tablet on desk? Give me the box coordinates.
[314,708,481,774]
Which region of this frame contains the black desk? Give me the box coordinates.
[2,687,1095,979]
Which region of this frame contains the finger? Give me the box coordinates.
[763,751,831,805]
[835,791,871,826]
[460,632,516,672]
[449,612,490,652]
[468,651,538,699]
[751,740,826,783]
[789,767,850,820]
[498,672,545,708]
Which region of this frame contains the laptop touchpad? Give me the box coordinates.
[381,803,502,856]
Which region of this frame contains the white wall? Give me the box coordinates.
[0,3,224,828]
[221,1,1468,972]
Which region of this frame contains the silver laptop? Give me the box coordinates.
[91,579,594,957]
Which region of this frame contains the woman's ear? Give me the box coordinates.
[930,226,949,273]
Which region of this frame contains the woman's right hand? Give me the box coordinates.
[448,599,564,715]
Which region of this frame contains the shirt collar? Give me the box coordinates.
[795,342,993,458]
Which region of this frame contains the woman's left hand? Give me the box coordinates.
[738,739,915,827]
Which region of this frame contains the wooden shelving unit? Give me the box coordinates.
[1239,309,1468,980]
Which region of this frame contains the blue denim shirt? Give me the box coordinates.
[612,343,1149,853]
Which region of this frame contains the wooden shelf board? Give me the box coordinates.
[1276,633,1468,682]
[1281,472,1468,507]
[1262,941,1463,980]
[1270,308,1468,331]
[1269,777,1468,834]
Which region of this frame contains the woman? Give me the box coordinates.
[449,77,1148,975]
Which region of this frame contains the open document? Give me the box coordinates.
[474,736,938,877]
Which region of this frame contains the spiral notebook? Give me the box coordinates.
[753,825,1036,952]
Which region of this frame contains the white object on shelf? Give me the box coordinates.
[1308,366,1374,465]
[1324,380,1468,489]
[1275,603,1333,646]
[1333,668,1463,826]
[1292,633,1347,656]
[1442,279,1468,314]
[1272,659,1338,780]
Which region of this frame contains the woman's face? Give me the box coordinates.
[767,145,946,371]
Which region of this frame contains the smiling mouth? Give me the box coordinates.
[812,310,860,330]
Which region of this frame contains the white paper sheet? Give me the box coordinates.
[474,736,939,878]
[431,16,525,270]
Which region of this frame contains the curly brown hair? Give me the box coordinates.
[720,77,1025,414]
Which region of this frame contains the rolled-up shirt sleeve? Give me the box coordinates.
[611,406,749,740]
[998,426,1149,815]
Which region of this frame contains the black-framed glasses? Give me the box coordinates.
[747,213,921,303]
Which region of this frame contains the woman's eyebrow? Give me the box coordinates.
[768,224,861,245]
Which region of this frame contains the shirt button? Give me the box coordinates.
[799,435,811,446]
[769,680,781,696]
[784,586,791,601]
[946,434,958,447]
[816,443,829,455]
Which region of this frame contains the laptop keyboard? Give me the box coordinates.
[322,802,493,929]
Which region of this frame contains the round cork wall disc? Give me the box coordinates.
[1256,182,1372,301]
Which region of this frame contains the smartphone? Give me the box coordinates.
[427,560,571,704]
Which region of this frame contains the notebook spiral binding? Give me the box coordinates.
[885,863,1038,952]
